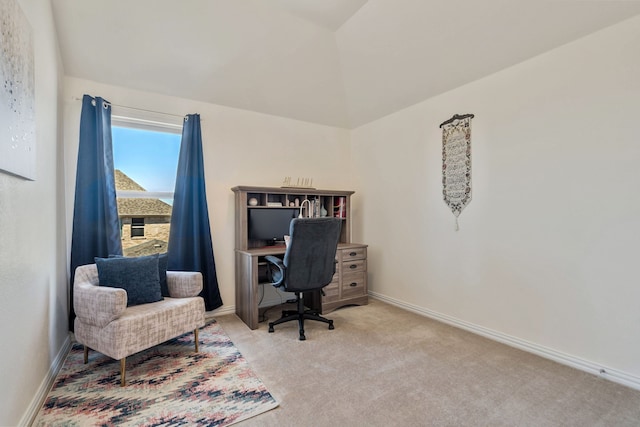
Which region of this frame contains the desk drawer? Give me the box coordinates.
[341,247,366,262]
[323,280,340,303]
[341,272,366,298]
[342,259,365,274]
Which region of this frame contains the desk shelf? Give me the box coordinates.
[232,185,353,250]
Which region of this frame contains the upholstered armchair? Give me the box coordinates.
[73,259,205,386]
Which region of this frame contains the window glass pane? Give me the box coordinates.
[112,126,180,193]
[131,217,145,226]
[112,126,181,256]
[131,226,145,238]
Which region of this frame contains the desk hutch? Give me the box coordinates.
[232,185,368,329]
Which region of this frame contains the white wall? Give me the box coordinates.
[351,16,640,384]
[0,0,67,425]
[62,77,352,313]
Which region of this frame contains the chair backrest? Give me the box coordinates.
[282,217,342,292]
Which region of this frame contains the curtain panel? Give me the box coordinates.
[168,114,223,311]
[69,95,122,330]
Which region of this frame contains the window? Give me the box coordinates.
[130,217,145,238]
[112,116,181,257]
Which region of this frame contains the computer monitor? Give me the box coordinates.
[248,208,298,245]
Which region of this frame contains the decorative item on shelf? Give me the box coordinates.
[281,176,315,189]
[297,198,323,218]
[320,204,327,217]
[298,199,312,218]
[334,196,346,218]
[248,197,258,206]
[266,201,283,207]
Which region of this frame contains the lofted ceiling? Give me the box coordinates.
[51,0,640,128]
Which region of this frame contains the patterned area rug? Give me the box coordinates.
[34,320,278,426]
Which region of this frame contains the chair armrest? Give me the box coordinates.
[74,282,127,328]
[167,271,203,298]
[265,255,285,287]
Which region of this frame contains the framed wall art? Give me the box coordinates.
[0,0,35,180]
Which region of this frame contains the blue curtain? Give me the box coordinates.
[69,95,122,330]
[168,114,223,311]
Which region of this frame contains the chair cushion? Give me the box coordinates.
[95,254,163,306]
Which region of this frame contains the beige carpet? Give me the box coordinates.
[215,299,640,426]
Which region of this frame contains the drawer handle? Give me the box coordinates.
[349,282,357,287]
[349,252,357,256]
[349,264,357,269]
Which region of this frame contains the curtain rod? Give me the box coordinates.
[72,96,186,119]
[439,113,475,128]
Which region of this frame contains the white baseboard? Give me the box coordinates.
[207,305,236,319]
[369,291,640,391]
[19,334,72,427]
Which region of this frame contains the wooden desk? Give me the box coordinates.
[235,243,368,330]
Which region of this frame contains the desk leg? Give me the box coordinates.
[235,252,259,329]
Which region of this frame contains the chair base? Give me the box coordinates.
[268,293,334,340]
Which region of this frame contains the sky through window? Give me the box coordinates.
[112,126,181,195]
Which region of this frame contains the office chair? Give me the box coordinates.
[265,217,342,340]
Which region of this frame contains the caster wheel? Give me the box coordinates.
[268,324,274,333]
[328,322,335,330]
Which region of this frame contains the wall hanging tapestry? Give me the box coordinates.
[0,0,35,180]
[440,113,474,230]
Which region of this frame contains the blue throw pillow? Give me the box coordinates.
[158,252,169,297]
[96,254,163,306]
[109,253,170,297]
